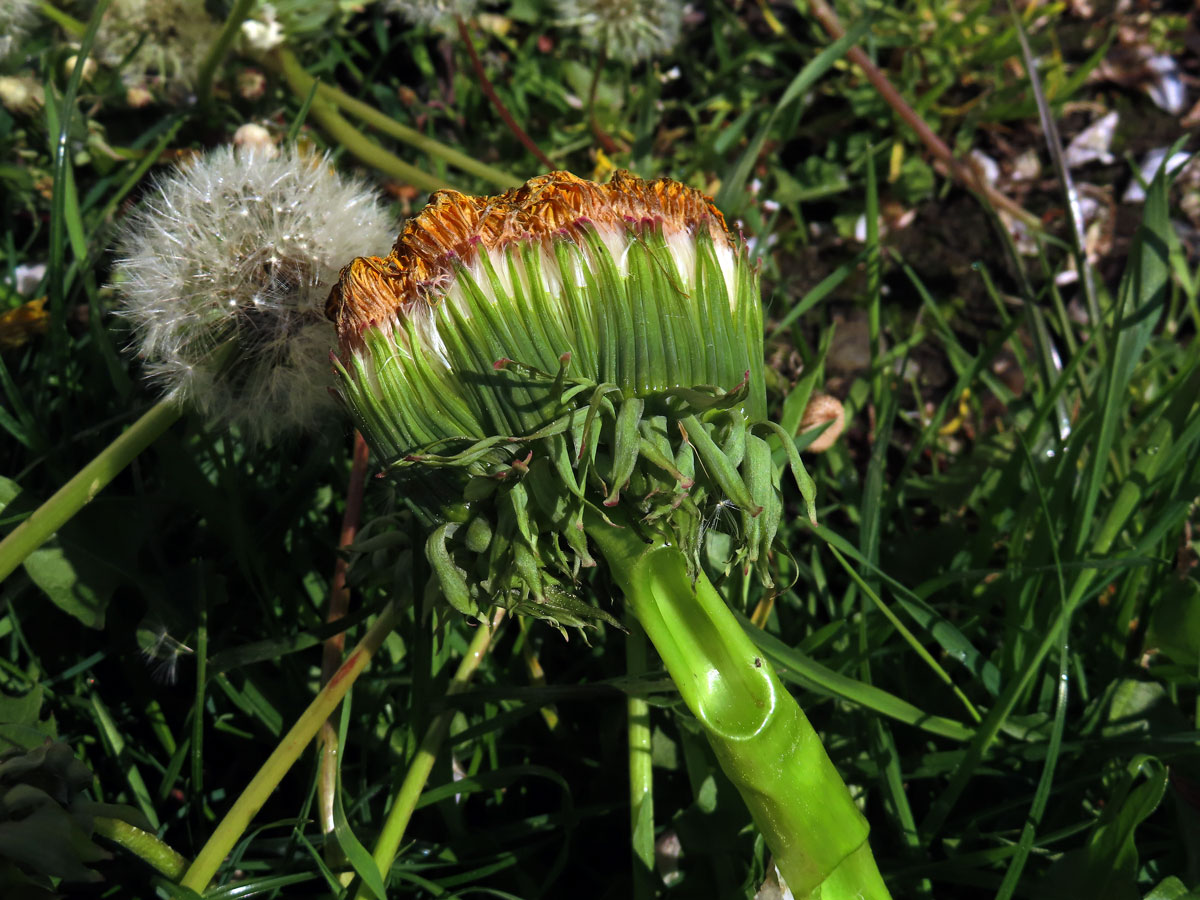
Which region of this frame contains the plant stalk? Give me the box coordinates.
[37,1,86,37]
[627,615,656,899]
[93,816,189,880]
[180,601,400,893]
[319,431,371,843]
[272,48,519,191]
[272,49,451,194]
[307,77,520,191]
[0,399,181,583]
[585,515,891,899]
[358,608,505,900]
[196,0,255,108]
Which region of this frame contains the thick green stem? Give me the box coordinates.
[627,616,656,899]
[308,76,519,190]
[273,47,518,192]
[585,516,890,899]
[93,816,188,880]
[180,601,400,893]
[0,399,181,583]
[358,609,505,899]
[272,49,450,195]
[196,0,254,108]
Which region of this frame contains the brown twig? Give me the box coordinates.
[805,0,1040,229]
[318,430,371,840]
[456,16,556,171]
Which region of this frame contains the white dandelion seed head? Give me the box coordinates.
[113,144,396,443]
[385,0,480,29]
[94,0,222,97]
[0,0,38,66]
[554,0,684,64]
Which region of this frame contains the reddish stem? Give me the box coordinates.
[319,430,370,840]
[455,16,556,171]
[321,430,371,684]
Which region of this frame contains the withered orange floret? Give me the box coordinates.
[326,170,730,353]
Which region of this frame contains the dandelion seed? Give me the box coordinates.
[137,621,194,685]
[113,144,395,443]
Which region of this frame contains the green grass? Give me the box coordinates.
[1,0,1198,897]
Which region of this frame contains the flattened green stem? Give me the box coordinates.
[181,601,400,893]
[585,514,890,899]
[93,816,188,880]
[0,399,181,584]
[359,609,505,900]
[274,48,518,192]
[627,615,656,899]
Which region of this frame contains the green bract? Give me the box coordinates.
[329,171,814,630]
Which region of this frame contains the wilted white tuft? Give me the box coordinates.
[554,0,684,64]
[95,0,221,97]
[0,0,38,65]
[233,122,277,156]
[242,4,286,52]
[113,145,395,443]
[0,74,44,115]
[386,0,479,28]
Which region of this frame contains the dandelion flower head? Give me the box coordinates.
[554,0,684,64]
[114,144,395,443]
[95,0,221,96]
[386,0,480,28]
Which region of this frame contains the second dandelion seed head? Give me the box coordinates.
[113,143,395,443]
[554,0,684,64]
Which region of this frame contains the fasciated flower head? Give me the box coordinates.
[113,144,395,443]
[329,171,812,631]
